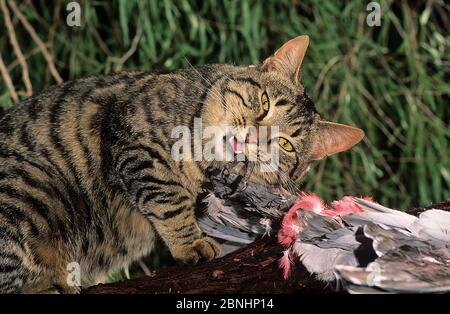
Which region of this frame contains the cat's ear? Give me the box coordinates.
[262,35,309,83]
[311,121,364,160]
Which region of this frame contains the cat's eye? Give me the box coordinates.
[278,137,294,152]
[261,92,270,112]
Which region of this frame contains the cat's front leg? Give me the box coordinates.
[148,198,221,264]
[117,154,220,264]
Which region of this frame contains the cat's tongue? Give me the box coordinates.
[229,136,244,154]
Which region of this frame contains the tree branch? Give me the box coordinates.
[0,52,18,103]
[83,200,450,294]
[7,0,63,84]
[1,0,33,96]
[115,25,143,72]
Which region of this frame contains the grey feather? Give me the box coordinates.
[292,242,358,281]
[198,167,294,254]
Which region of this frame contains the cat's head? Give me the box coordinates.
[201,35,364,190]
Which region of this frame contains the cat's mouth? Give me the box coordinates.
[229,135,244,154]
[215,134,295,194]
[227,134,257,155]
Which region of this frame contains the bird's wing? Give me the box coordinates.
[335,218,450,293]
[346,198,418,230]
[336,247,450,293]
[292,242,358,281]
[199,193,265,241]
[411,209,450,243]
[198,211,256,244]
[287,211,362,281]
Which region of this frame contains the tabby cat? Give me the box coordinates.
[0,35,363,293]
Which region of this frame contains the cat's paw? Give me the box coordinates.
[193,236,221,261]
[172,236,221,265]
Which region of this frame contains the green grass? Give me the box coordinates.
[0,2,448,213]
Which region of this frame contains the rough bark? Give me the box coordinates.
[83,200,450,294]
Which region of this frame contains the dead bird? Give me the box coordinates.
[279,194,450,293]
[200,172,450,293]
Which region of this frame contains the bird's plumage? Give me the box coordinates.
[280,195,450,293]
[199,168,295,256]
[200,170,450,293]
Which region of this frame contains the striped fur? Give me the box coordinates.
[0,60,320,293]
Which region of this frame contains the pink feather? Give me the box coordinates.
[277,193,376,278]
[292,192,327,214]
[279,249,293,279]
[330,196,363,216]
[278,197,302,247]
[279,192,329,247]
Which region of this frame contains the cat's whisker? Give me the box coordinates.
[181,65,249,123]
[178,67,249,124]
[183,58,233,112]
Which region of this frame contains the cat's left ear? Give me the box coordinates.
[311,121,365,160]
[262,35,309,84]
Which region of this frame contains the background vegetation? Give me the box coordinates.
[0,0,449,279]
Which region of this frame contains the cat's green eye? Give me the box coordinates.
[261,92,270,112]
[278,137,294,152]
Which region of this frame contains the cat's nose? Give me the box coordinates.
[235,128,258,144]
